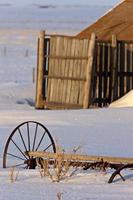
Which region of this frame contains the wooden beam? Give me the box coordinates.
[111,34,117,102]
[44,101,83,109]
[83,33,96,109]
[35,30,45,109]
[44,75,86,81]
[25,151,133,164]
[44,55,88,60]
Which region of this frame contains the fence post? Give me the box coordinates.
[83,32,96,109]
[35,30,45,109]
[111,34,117,102]
[32,67,35,83]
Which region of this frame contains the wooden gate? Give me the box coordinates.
[35,31,95,109]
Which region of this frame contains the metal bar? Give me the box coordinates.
[11,138,28,160]
[27,122,30,151]
[43,143,52,151]
[18,128,28,152]
[32,123,38,151]
[35,131,46,151]
[7,153,25,161]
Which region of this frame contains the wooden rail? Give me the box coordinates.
[25,151,133,183]
[25,151,133,164]
[44,75,86,81]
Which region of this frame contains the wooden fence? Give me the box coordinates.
[91,38,133,107]
[35,31,133,109]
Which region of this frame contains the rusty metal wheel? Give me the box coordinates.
[3,121,56,169]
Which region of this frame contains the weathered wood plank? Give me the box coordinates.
[96,42,101,107]
[62,37,71,103]
[61,37,68,103]
[44,55,88,59]
[130,44,133,89]
[66,39,76,104]
[47,36,56,102]
[111,35,117,102]
[83,33,96,108]
[107,43,111,103]
[70,39,79,104]
[43,102,83,109]
[26,151,133,164]
[55,37,62,103]
[103,43,108,106]
[79,39,89,105]
[126,44,131,92]
[44,75,86,81]
[35,30,45,109]
[76,40,84,105]
[119,42,125,97]
[117,42,121,99]
[124,43,128,94]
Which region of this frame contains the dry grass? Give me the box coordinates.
[9,167,19,183]
[57,192,63,200]
[37,146,80,182]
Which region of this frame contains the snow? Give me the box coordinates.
[0,80,133,199]
[110,90,133,108]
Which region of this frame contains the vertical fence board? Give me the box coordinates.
[117,42,121,99]
[130,44,133,90]
[69,39,77,103]
[66,39,75,104]
[120,42,125,97]
[96,43,101,106]
[111,35,117,102]
[62,38,70,103]
[61,37,67,103]
[126,44,131,92]
[35,30,45,109]
[124,43,127,94]
[83,33,96,108]
[106,43,111,101]
[79,39,89,105]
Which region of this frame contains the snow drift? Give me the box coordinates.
[110,90,133,108]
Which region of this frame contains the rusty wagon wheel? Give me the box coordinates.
[3,121,56,169]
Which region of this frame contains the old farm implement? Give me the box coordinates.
[3,121,133,183]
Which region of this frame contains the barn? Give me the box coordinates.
[77,0,133,41]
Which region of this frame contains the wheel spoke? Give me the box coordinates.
[32,123,38,151]
[10,138,28,160]
[35,130,46,151]
[3,121,56,169]
[10,163,26,168]
[7,153,26,161]
[18,128,28,152]
[43,143,52,151]
[27,122,30,151]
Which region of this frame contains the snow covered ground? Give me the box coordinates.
[0,81,133,199]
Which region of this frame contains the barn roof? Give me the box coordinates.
[77,0,133,41]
